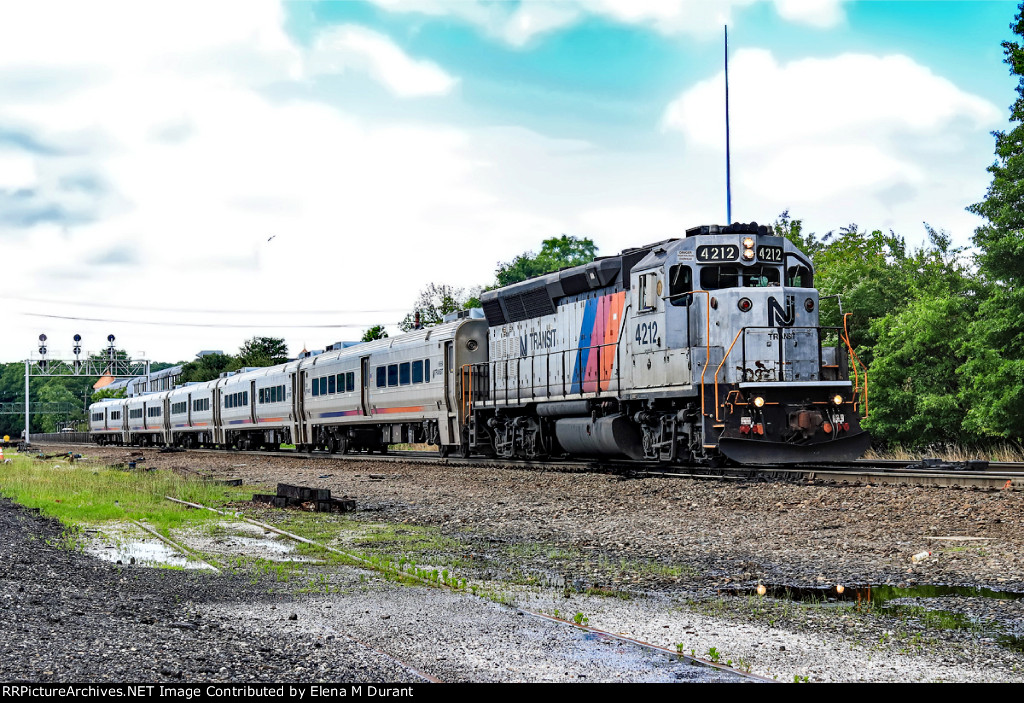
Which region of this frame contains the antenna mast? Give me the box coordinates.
[725,25,732,224]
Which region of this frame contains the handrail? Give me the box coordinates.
[713,330,745,421]
[842,313,869,416]
[683,290,712,419]
[711,324,851,421]
[491,339,623,402]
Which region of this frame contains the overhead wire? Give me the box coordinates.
[2,294,405,316]
[22,312,398,329]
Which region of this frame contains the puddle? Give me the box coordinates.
[726,583,1024,651]
[84,519,323,570]
[182,521,324,563]
[84,525,215,571]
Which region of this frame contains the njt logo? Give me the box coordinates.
[767,295,796,327]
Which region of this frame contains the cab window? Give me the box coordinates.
[700,265,780,290]
[668,265,692,307]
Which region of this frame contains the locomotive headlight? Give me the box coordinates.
[742,249,755,261]
[742,237,755,249]
[753,396,765,408]
[832,394,844,406]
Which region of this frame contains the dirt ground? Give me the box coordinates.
[22,443,1024,682]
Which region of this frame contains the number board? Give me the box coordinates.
[757,246,783,263]
[696,245,739,262]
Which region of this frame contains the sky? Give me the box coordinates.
[0,0,1019,364]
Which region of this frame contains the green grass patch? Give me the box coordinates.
[0,454,252,533]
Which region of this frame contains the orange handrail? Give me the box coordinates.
[688,290,713,419]
[841,313,869,417]
[713,330,745,421]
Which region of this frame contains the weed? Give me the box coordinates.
[572,612,589,626]
[706,647,721,663]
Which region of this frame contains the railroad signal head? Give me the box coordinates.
[38,334,47,343]
[107,334,116,344]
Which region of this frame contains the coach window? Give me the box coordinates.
[399,362,411,385]
[376,367,386,388]
[328,375,336,394]
[668,265,693,307]
[412,360,423,384]
[425,359,430,382]
[347,372,355,392]
[387,364,398,387]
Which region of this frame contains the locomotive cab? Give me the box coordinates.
[627,223,869,463]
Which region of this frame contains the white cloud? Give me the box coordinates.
[663,50,999,148]
[0,1,581,361]
[772,0,845,28]
[658,48,1001,241]
[306,24,458,97]
[366,0,846,46]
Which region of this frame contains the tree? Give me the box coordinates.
[772,210,820,256]
[958,3,1024,439]
[361,325,389,342]
[237,337,288,367]
[494,234,597,287]
[91,387,126,403]
[399,283,480,331]
[180,353,240,384]
[968,4,1024,283]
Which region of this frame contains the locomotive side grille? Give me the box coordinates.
[520,287,556,318]
[482,298,506,326]
[504,295,528,322]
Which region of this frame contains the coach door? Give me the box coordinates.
[360,357,370,416]
[291,373,305,445]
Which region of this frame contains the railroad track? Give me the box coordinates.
[32,441,1024,490]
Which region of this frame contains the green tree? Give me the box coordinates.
[968,4,1024,283]
[90,387,126,403]
[361,325,389,342]
[180,353,240,384]
[958,3,1024,439]
[237,337,288,367]
[772,210,820,256]
[809,224,913,361]
[862,235,979,447]
[399,283,480,331]
[494,234,597,287]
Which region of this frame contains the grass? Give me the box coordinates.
[864,442,1024,463]
[0,454,251,533]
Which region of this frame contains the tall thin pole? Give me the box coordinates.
[24,360,29,444]
[725,25,732,224]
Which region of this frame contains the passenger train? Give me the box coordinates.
[89,223,870,465]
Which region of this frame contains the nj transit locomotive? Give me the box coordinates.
[89,223,869,465]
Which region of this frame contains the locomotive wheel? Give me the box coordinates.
[438,444,450,458]
[338,437,349,454]
[457,442,471,459]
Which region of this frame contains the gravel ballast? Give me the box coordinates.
[8,444,1024,683]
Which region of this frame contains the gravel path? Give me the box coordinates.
[10,444,1024,682]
